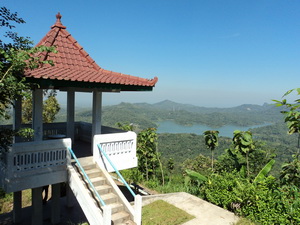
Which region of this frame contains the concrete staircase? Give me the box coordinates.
[74,162,135,225]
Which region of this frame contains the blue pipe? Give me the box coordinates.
[97,144,136,197]
[68,147,106,206]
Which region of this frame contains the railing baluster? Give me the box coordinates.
[97,144,136,198]
[68,147,106,207]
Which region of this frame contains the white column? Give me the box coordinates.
[31,187,43,225]
[51,183,61,224]
[134,194,142,225]
[13,98,22,222]
[92,91,102,137]
[67,89,75,142]
[13,97,22,143]
[103,205,112,225]
[66,183,74,208]
[32,89,43,141]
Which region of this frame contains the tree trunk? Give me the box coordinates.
[246,152,250,178]
[145,158,148,181]
[211,150,214,171]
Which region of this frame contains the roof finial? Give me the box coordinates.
[51,12,66,29]
[56,12,62,21]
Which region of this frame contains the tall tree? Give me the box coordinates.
[203,130,219,171]
[232,130,255,177]
[274,88,300,155]
[274,88,300,185]
[137,128,164,184]
[0,7,55,148]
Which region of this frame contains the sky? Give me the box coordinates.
[2,0,300,107]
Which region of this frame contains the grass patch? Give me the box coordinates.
[234,218,258,225]
[0,189,32,214]
[142,200,194,225]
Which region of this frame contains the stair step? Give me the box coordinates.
[101,193,118,204]
[109,202,124,214]
[95,184,112,195]
[90,176,106,186]
[82,163,96,171]
[119,220,136,225]
[85,168,101,178]
[112,211,130,225]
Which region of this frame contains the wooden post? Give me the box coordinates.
[32,89,43,141]
[13,191,22,223]
[51,183,61,224]
[31,187,43,225]
[67,89,75,143]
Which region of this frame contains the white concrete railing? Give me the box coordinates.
[93,132,140,224]
[98,163,142,225]
[1,139,71,192]
[0,122,126,143]
[93,132,137,172]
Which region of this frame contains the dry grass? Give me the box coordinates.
[0,189,32,214]
[142,200,194,225]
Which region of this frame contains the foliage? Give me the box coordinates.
[116,122,134,131]
[280,155,300,186]
[203,130,219,171]
[22,90,60,124]
[137,128,164,184]
[232,130,255,177]
[0,127,33,151]
[273,88,300,153]
[253,159,275,183]
[0,7,56,151]
[182,154,211,176]
[119,168,143,185]
[185,169,208,183]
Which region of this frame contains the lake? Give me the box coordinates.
[157,120,271,138]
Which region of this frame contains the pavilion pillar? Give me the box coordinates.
[31,187,43,225]
[51,183,61,224]
[32,89,43,141]
[13,191,22,223]
[13,97,22,143]
[67,89,75,143]
[92,91,102,149]
[13,97,22,223]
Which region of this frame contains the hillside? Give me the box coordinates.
[66,100,283,129]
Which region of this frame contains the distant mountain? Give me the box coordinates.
[55,100,283,129]
[151,100,280,114]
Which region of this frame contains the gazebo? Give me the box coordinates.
[0,13,158,225]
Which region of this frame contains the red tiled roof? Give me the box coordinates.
[24,13,158,89]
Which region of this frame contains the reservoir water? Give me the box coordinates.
[157,120,271,138]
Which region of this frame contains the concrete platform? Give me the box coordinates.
[0,191,239,225]
[142,192,239,225]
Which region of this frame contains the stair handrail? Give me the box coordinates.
[68,147,106,207]
[97,144,136,198]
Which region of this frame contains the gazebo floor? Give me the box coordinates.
[72,140,93,158]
